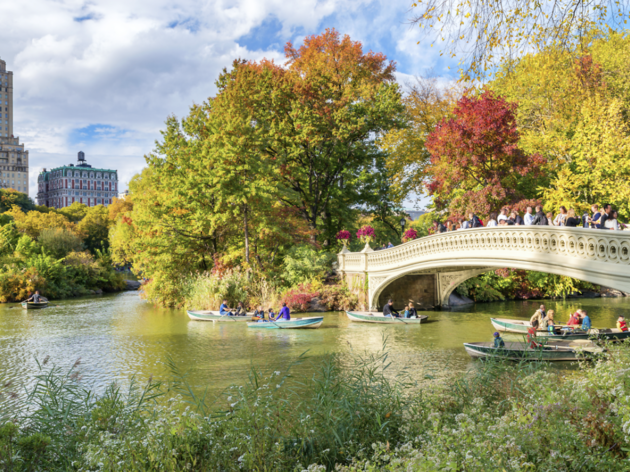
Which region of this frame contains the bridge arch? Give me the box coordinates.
[338,227,630,310]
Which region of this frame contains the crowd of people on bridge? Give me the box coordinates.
[432,203,626,234]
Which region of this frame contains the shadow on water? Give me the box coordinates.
[0,292,628,396]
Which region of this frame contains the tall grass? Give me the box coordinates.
[2,343,630,471]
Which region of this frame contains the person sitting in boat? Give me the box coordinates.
[403,304,410,318]
[408,302,418,319]
[581,311,592,330]
[529,304,547,326]
[527,320,541,348]
[234,302,247,316]
[252,306,265,321]
[383,300,400,318]
[566,310,581,327]
[493,332,505,348]
[273,303,291,321]
[546,310,556,332]
[219,299,234,316]
[617,316,628,332]
[267,307,276,321]
[26,290,46,303]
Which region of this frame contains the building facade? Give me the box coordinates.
[0,57,30,195]
[37,152,118,209]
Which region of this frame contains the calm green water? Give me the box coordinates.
[1,292,629,396]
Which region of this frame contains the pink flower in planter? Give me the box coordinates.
[356,225,375,243]
[336,230,351,240]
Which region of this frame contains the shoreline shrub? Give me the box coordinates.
[2,345,630,470]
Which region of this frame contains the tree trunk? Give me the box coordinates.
[243,205,250,265]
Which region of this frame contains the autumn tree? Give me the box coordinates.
[425,91,545,217]
[59,202,89,223]
[5,206,77,239]
[0,189,35,213]
[487,34,624,167]
[379,76,465,205]
[410,0,630,79]
[542,97,630,218]
[108,197,133,222]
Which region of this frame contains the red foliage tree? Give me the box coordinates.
[425,91,545,219]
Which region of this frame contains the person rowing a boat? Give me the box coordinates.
[272,303,291,322]
[530,304,547,326]
[383,300,400,318]
[26,290,47,303]
[219,299,234,316]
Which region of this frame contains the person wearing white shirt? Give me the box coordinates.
[497,208,508,223]
[486,212,498,227]
[553,206,567,226]
[524,207,534,225]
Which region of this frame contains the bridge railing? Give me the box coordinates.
[338,226,630,273]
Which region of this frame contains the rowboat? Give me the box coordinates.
[491,318,630,341]
[21,301,48,309]
[187,310,251,322]
[247,316,323,329]
[346,311,428,324]
[491,318,537,333]
[464,340,604,361]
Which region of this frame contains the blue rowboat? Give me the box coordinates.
[187,310,251,322]
[247,316,324,329]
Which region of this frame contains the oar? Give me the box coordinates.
[216,310,239,321]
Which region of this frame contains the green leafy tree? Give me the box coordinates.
[58,202,89,223]
[38,228,84,259]
[76,205,111,253]
[0,188,35,213]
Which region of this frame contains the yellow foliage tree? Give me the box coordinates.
[5,206,77,239]
[108,197,133,222]
[410,2,629,80]
[542,97,630,218]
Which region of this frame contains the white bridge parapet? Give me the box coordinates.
[338,226,630,310]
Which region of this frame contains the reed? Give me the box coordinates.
[1,342,630,471]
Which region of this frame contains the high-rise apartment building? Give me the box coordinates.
[0,57,30,195]
[37,152,118,209]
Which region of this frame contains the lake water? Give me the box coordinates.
[1,292,629,397]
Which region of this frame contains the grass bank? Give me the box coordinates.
[1,343,629,471]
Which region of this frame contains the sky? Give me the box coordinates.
[0,0,459,202]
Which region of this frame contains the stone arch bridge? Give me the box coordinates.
[337,227,630,310]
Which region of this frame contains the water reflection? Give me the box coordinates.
[0,293,629,397]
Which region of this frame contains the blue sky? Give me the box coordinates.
[0,0,459,201]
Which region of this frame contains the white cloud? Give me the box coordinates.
[0,0,452,198]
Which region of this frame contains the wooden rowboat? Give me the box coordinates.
[464,340,604,361]
[21,301,48,309]
[187,310,251,322]
[491,318,630,341]
[247,316,323,329]
[346,311,428,324]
